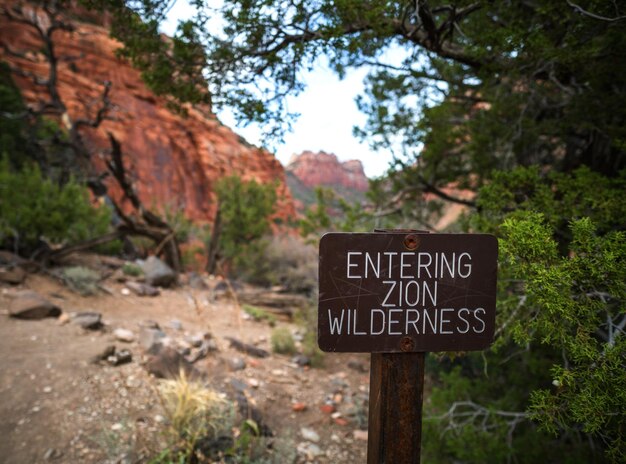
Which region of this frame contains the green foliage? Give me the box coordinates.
[425,166,626,462]
[214,175,277,273]
[62,266,101,296]
[242,304,276,327]
[0,158,112,253]
[85,0,210,112]
[122,262,143,277]
[270,327,297,355]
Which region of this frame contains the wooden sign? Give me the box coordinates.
[318,232,498,353]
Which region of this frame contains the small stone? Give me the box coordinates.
[107,349,132,366]
[111,423,123,431]
[292,402,307,412]
[126,281,160,297]
[333,417,349,426]
[169,319,183,330]
[331,411,342,419]
[43,448,62,460]
[57,313,70,325]
[229,357,246,371]
[248,378,260,388]
[300,427,320,443]
[291,354,311,367]
[71,311,103,330]
[353,430,368,441]
[319,404,336,415]
[333,393,343,404]
[43,386,52,393]
[297,442,323,459]
[139,327,167,351]
[120,288,130,296]
[154,414,165,423]
[114,328,135,343]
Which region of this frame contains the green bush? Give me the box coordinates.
[242,304,277,326]
[122,262,143,277]
[0,157,112,253]
[62,266,101,296]
[270,327,297,355]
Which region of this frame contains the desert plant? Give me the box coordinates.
[243,304,276,326]
[156,370,227,462]
[62,266,101,296]
[237,235,318,295]
[0,157,112,254]
[270,327,297,355]
[122,262,143,277]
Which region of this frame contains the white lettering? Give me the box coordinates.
[417,253,432,278]
[458,308,470,334]
[365,252,380,278]
[353,309,367,335]
[400,253,413,279]
[388,309,402,335]
[328,309,345,335]
[347,252,362,278]
[439,308,454,334]
[405,309,420,335]
[382,281,396,307]
[473,308,486,333]
[458,252,472,278]
[404,280,420,307]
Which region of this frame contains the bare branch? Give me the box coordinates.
[566,0,626,22]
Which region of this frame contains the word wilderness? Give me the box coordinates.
[318,233,498,353]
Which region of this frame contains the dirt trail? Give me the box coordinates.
[0,271,370,463]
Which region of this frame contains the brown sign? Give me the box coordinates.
[318,232,498,353]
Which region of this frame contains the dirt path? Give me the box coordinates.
[0,271,371,463]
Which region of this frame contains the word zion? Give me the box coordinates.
[327,251,486,337]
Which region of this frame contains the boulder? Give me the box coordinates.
[9,291,61,320]
[140,256,177,288]
[0,266,26,285]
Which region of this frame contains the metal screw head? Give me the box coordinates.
[404,234,420,250]
[400,336,416,352]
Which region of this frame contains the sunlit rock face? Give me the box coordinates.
[0,2,295,223]
[286,151,369,192]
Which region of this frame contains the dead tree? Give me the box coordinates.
[1,1,182,271]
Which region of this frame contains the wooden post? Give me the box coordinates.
[367,352,425,463]
[367,228,427,463]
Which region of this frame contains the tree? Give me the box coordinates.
[206,175,276,275]
[77,0,626,460]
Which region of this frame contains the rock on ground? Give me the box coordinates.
[139,256,177,288]
[9,291,61,320]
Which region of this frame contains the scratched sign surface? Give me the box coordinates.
[318,232,498,353]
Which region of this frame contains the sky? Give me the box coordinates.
[162,2,395,178]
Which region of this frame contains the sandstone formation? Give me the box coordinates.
[0,2,295,223]
[286,151,369,192]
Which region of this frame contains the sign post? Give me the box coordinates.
[318,231,498,463]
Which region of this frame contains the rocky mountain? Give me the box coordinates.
[0,1,295,223]
[285,151,369,210]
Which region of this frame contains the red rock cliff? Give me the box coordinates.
[0,1,295,223]
[286,151,369,192]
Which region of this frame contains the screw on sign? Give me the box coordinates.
[318,231,498,463]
